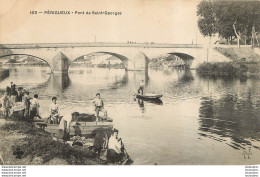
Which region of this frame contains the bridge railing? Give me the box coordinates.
[0,42,203,49]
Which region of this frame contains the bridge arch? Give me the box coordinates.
[168,52,194,60]
[0,54,52,71]
[71,51,130,70]
[95,52,129,62]
[167,52,194,68]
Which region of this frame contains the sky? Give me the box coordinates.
[0,0,207,44]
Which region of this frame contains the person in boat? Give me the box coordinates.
[49,97,60,124]
[29,94,40,120]
[23,91,31,119]
[92,93,107,121]
[107,128,128,163]
[137,80,145,95]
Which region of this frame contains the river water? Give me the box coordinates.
[1,66,260,165]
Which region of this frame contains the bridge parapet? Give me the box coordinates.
[0,43,203,49]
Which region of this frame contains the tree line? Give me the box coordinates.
[197,1,260,47]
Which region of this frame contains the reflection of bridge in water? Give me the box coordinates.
[0,43,207,73]
[27,73,71,97]
[30,69,149,96]
[22,67,197,104]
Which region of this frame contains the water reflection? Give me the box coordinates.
[161,68,194,82]
[177,69,194,82]
[132,70,149,85]
[109,71,129,89]
[134,97,163,114]
[137,98,145,113]
[136,97,163,105]
[0,66,51,90]
[199,94,260,150]
[28,75,51,90]
[196,72,259,83]
[52,73,71,90]
[40,73,71,95]
[0,69,9,82]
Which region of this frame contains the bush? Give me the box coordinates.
[2,120,41,135]
[239,64,248,73]
[196,62,247,76]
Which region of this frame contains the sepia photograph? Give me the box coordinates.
[0,0,260,173]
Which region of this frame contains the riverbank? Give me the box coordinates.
[197,47,260,76]
[0,117,129,165]
[214,47,260,63]
[196,62,250,76]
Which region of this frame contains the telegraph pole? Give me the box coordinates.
[196,31,197,47]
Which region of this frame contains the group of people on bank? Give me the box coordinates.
[0,82,40,119]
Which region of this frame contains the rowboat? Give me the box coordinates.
[135,93,163,100]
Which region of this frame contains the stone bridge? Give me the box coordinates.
[0,42,215,73]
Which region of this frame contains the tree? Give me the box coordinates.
[233,21,241,48]
[213,1,236,44]
[197,0,217,41]
[197,0,260,47]
[231,1,256,47]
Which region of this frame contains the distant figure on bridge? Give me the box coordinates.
[137,80,145,95]
[92,93,107,121]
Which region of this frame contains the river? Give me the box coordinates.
[1,65,260,165]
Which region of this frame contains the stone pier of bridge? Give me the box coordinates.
[50,52,71,73]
